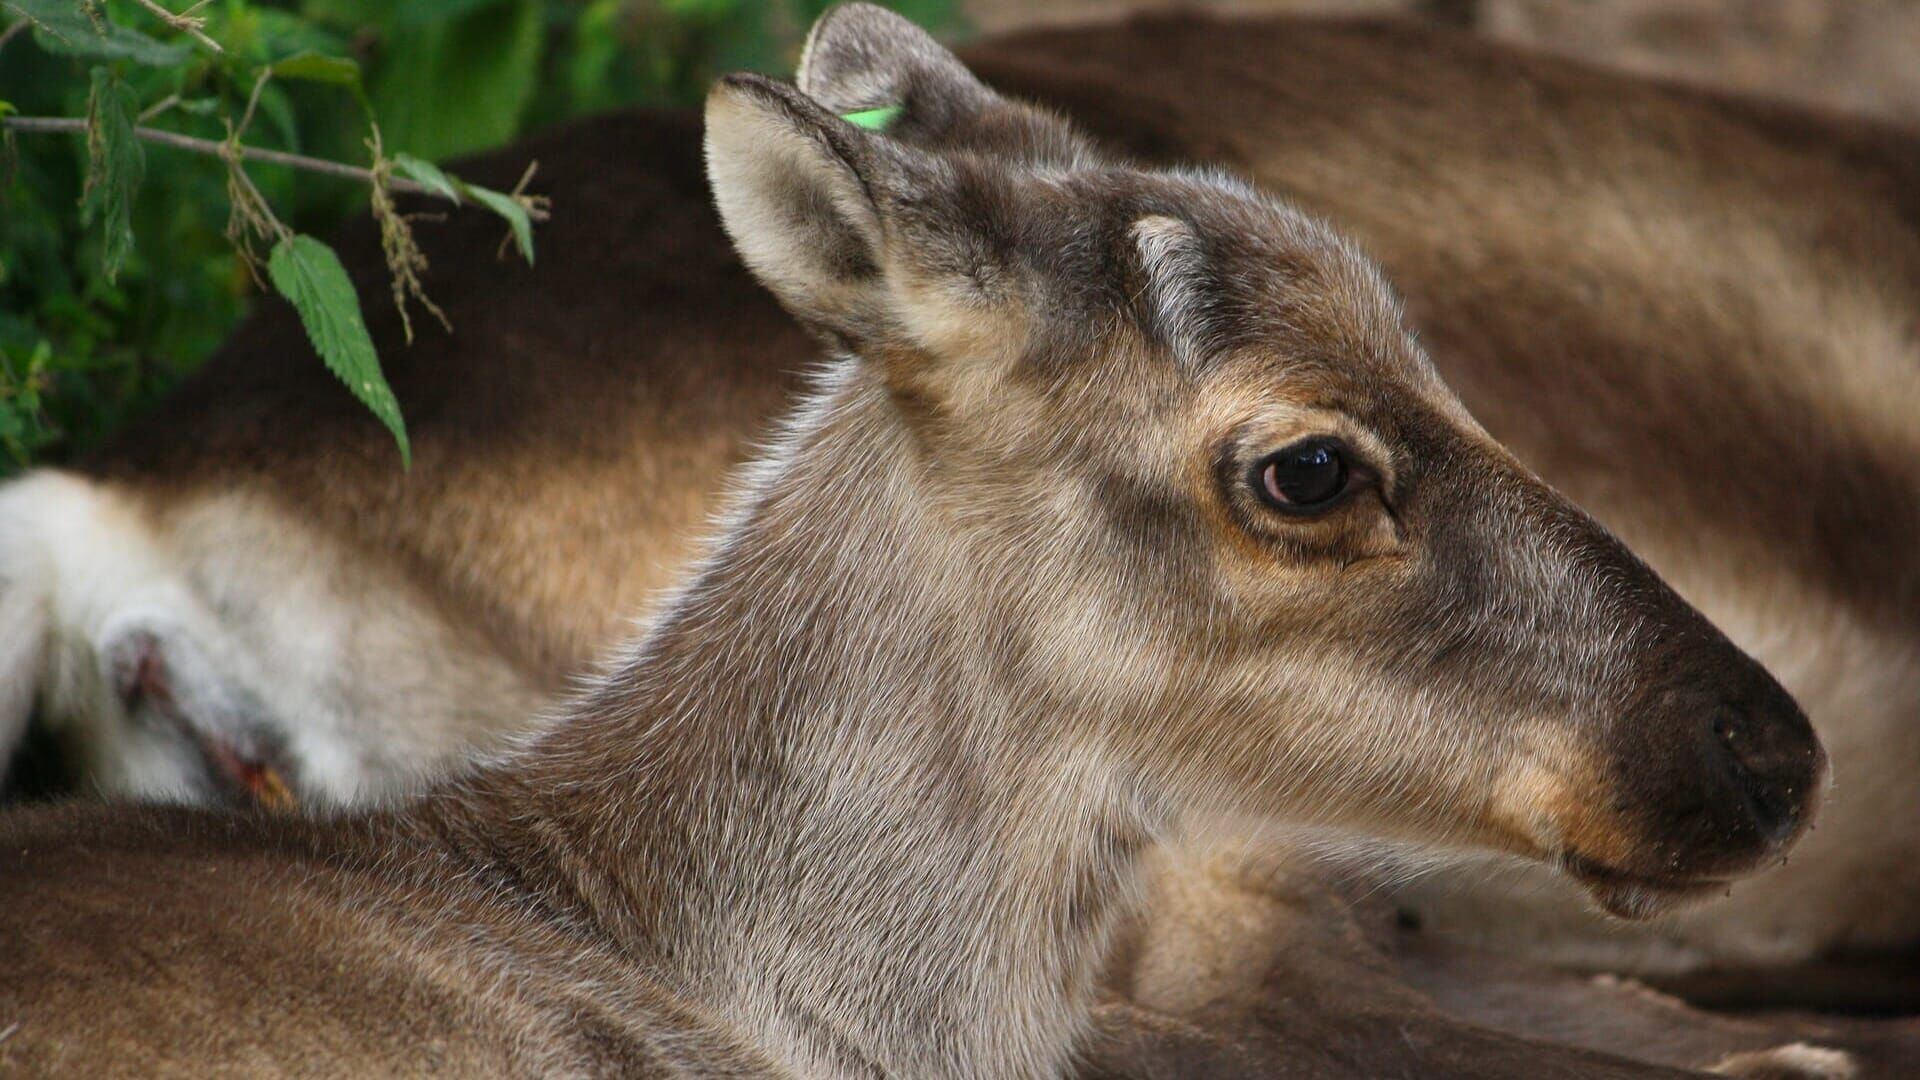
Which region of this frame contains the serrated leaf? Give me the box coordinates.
[266,235,410,466]
[394,153,460,204]
[456,180,533,264]
[8,0,191,65]
[81,68,145,282]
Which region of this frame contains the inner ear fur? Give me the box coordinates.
[705,73,903,344]
[707,70,1035,369]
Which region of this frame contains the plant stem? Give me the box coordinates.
[129,0,223,54]
[225,144,291,243]
[137,93,182,123]
[233,69,270,143]
[2,115,445,200]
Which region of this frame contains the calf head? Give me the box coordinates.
[710,5,1825,919]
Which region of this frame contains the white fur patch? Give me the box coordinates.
[0,470,203,798]
[1709,1043,1856,1079]
[1132,215,1212,368]
[0,469,544,807]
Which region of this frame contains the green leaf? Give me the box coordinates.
[565,0,623,114]
[254,81,301,150]
[455,180,533,265]
[370,0,543,161]
[393,153,460,204]
[81,68,145,283]
[270,51,363,90]
[270,49,368,118]
[395,156,536,263]
[8,0,191,65]
[266,235,410,465]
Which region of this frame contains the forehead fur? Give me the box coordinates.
[977,161,1419,391]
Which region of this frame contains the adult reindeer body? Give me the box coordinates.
[0,8,1828,1075]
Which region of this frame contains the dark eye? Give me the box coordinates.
[1254,439,1351,512]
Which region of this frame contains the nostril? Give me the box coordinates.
[1708,704,1803,843]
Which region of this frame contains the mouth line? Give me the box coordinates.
[1560,852,1733,917]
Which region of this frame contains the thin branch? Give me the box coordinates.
[0,18,28,55]
[509,159,539,197]
[128,0,222,54]
[233,69,270,143]
[498,158,548,260]
[137,93,181,123]
[0,115,476,204]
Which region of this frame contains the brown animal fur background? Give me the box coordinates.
[970,0,1920,129]
[6,5,1920,1074]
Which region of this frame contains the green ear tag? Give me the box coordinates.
[840,104,903,131]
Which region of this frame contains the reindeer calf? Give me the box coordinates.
[0,8,1828,1075]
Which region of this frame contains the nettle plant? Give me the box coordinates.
[0,0,559,466]
[0,0,960,471]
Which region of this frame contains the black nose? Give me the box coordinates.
[1701,682,1824,849]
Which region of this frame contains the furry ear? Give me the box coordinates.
[798,2,1094,166]
[798,4,993,122]
[707,69,1026,365]
[705,72,907,345]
